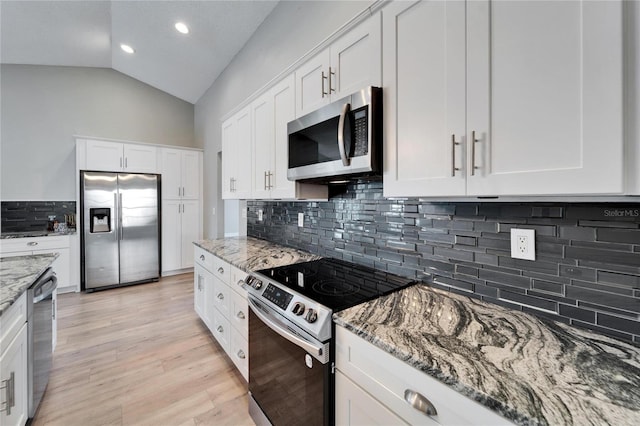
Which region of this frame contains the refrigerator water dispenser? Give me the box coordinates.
[90,208,111,233]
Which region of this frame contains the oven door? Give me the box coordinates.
[248,295,332,426]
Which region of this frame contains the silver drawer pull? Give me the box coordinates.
[404,389,437,417]
[237,349,246,359]
[199,254,205,261]
[217,293,224,300]
[217,325,224,333]
[217,267,224,274]
[1,372,15,415]
[237,279,245,287]
[237,311,245,320]
[27,242,38,246]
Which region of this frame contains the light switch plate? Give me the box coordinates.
[298,212,304,227]
[258,209,263,221]
[510,228,536,261]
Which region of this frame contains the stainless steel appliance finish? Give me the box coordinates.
[243,258,415,426]
[27,267,57,419]
[81,171,160,291]
[287,86,382,183]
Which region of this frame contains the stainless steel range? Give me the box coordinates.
[243,258,415,426]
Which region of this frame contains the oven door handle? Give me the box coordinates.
[337,102,351,167]
[248,297,329,364]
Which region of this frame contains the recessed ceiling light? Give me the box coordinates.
[120,44,135,54]
[175,22,189,34]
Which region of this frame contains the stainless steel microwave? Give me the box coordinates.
[287,86,382,183]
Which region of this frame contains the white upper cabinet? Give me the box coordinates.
[160,148,201,200]
[384,0,625,198]
[251,75,328,200]
[295,13,381,117]
[222,106,253,199]
[85,139,157,173]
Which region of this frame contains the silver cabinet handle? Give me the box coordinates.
[237,279,245,287]
[264,171,268,191]
[52,298,56,320]
[120,157,123,168]
[237,349,246,359]
[27,241,38,246]
[182,186,185,197]
[471,130,479,176]
[329,66,335,93]
[268,171,273,189]
[451,134,460,177]
[178,187,181,197]
[404,389,437,417]
[217,325,224,333]
[337,102,351,166]
[217,267,224,275]
[237,311,245,320]
[199,254,205,261]
[321,70,328,97]
[217,293,224,300]
[1,371,15,415]
[125,157,128,168]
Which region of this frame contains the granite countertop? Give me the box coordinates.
[1,230,77,239]
[334,283,640,426]
[194,236,321,272]
[0,253,59,315]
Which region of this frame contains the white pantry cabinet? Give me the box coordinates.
[252,75,328,200]
[159,148,201,200]
[335,326,512,425]
[84,139,157,173]
[162,200,200,274]
[0,294,28,426]
[222,106,253,199]
[295,13,381,117]
[383,0,625,198]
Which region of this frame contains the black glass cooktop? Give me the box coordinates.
[255,258,416,312]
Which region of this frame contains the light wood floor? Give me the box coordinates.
[32,273,255,426]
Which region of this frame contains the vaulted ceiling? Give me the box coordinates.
[1,0,279,103]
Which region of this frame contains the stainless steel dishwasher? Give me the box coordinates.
[27,267,57,420]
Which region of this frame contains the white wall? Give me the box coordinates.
[1,64,195,200]
[195,0,374,239]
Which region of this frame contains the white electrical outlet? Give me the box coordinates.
[298,212,304,227]
[510,228,536,261]
[258,209,263,221]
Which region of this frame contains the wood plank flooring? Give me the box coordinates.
[32,273,255,426]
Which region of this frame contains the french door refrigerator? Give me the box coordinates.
[81,171,160,291]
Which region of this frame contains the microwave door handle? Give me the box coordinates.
[337,102,351,166]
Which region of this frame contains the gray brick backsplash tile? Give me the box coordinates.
[247,182,640,343]
[571,320,634,341]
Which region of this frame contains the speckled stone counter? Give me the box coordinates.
[1,230,77,239]
[0,253,59,315]
[194,236,321,272]
[334,283,640,426]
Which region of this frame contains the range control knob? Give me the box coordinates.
[305,308,317,323]
[292,302,306,316]
[252,279,262,290]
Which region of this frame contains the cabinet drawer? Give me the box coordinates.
[212,310,231,352]
[229,329,248,381]
[212,256,230,283]
[0,235,68,254]
[335,326,512,426]
[230,265,248,297]
[194,246,215,272]
[212,276,231,320]
[0,293,27,355]
[229,289,248,337]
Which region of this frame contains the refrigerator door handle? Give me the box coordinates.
[119,193,124,240]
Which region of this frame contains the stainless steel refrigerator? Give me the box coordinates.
[81,171,160,291]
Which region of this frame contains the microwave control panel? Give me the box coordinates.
[353,108,368,157]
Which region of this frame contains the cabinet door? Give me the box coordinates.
[233,107,253,199]
[335,371,408,426]
[0,325,28,426]
[123,144,157,173]
[383,0,466,197]
[295,49,331,117]
[229,329,248,381]
[331,13,382,99]
[194,263,206,320]
[161,200,182,273]
[229,288,248,337]
[212,310,231,352]
[251,92,275,199]
[221,117,236,200]
[86,140,123,172]
[181,151,201,200]
[161,149,183,199]
[180,200,200,269]
[212,276,231,320]
[466,0,624,196]
[270,75,297,199]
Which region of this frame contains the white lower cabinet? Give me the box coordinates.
[0,295,29,426]
[162,200,200,274]
[335,326,512,426]
[193,246,249,381]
